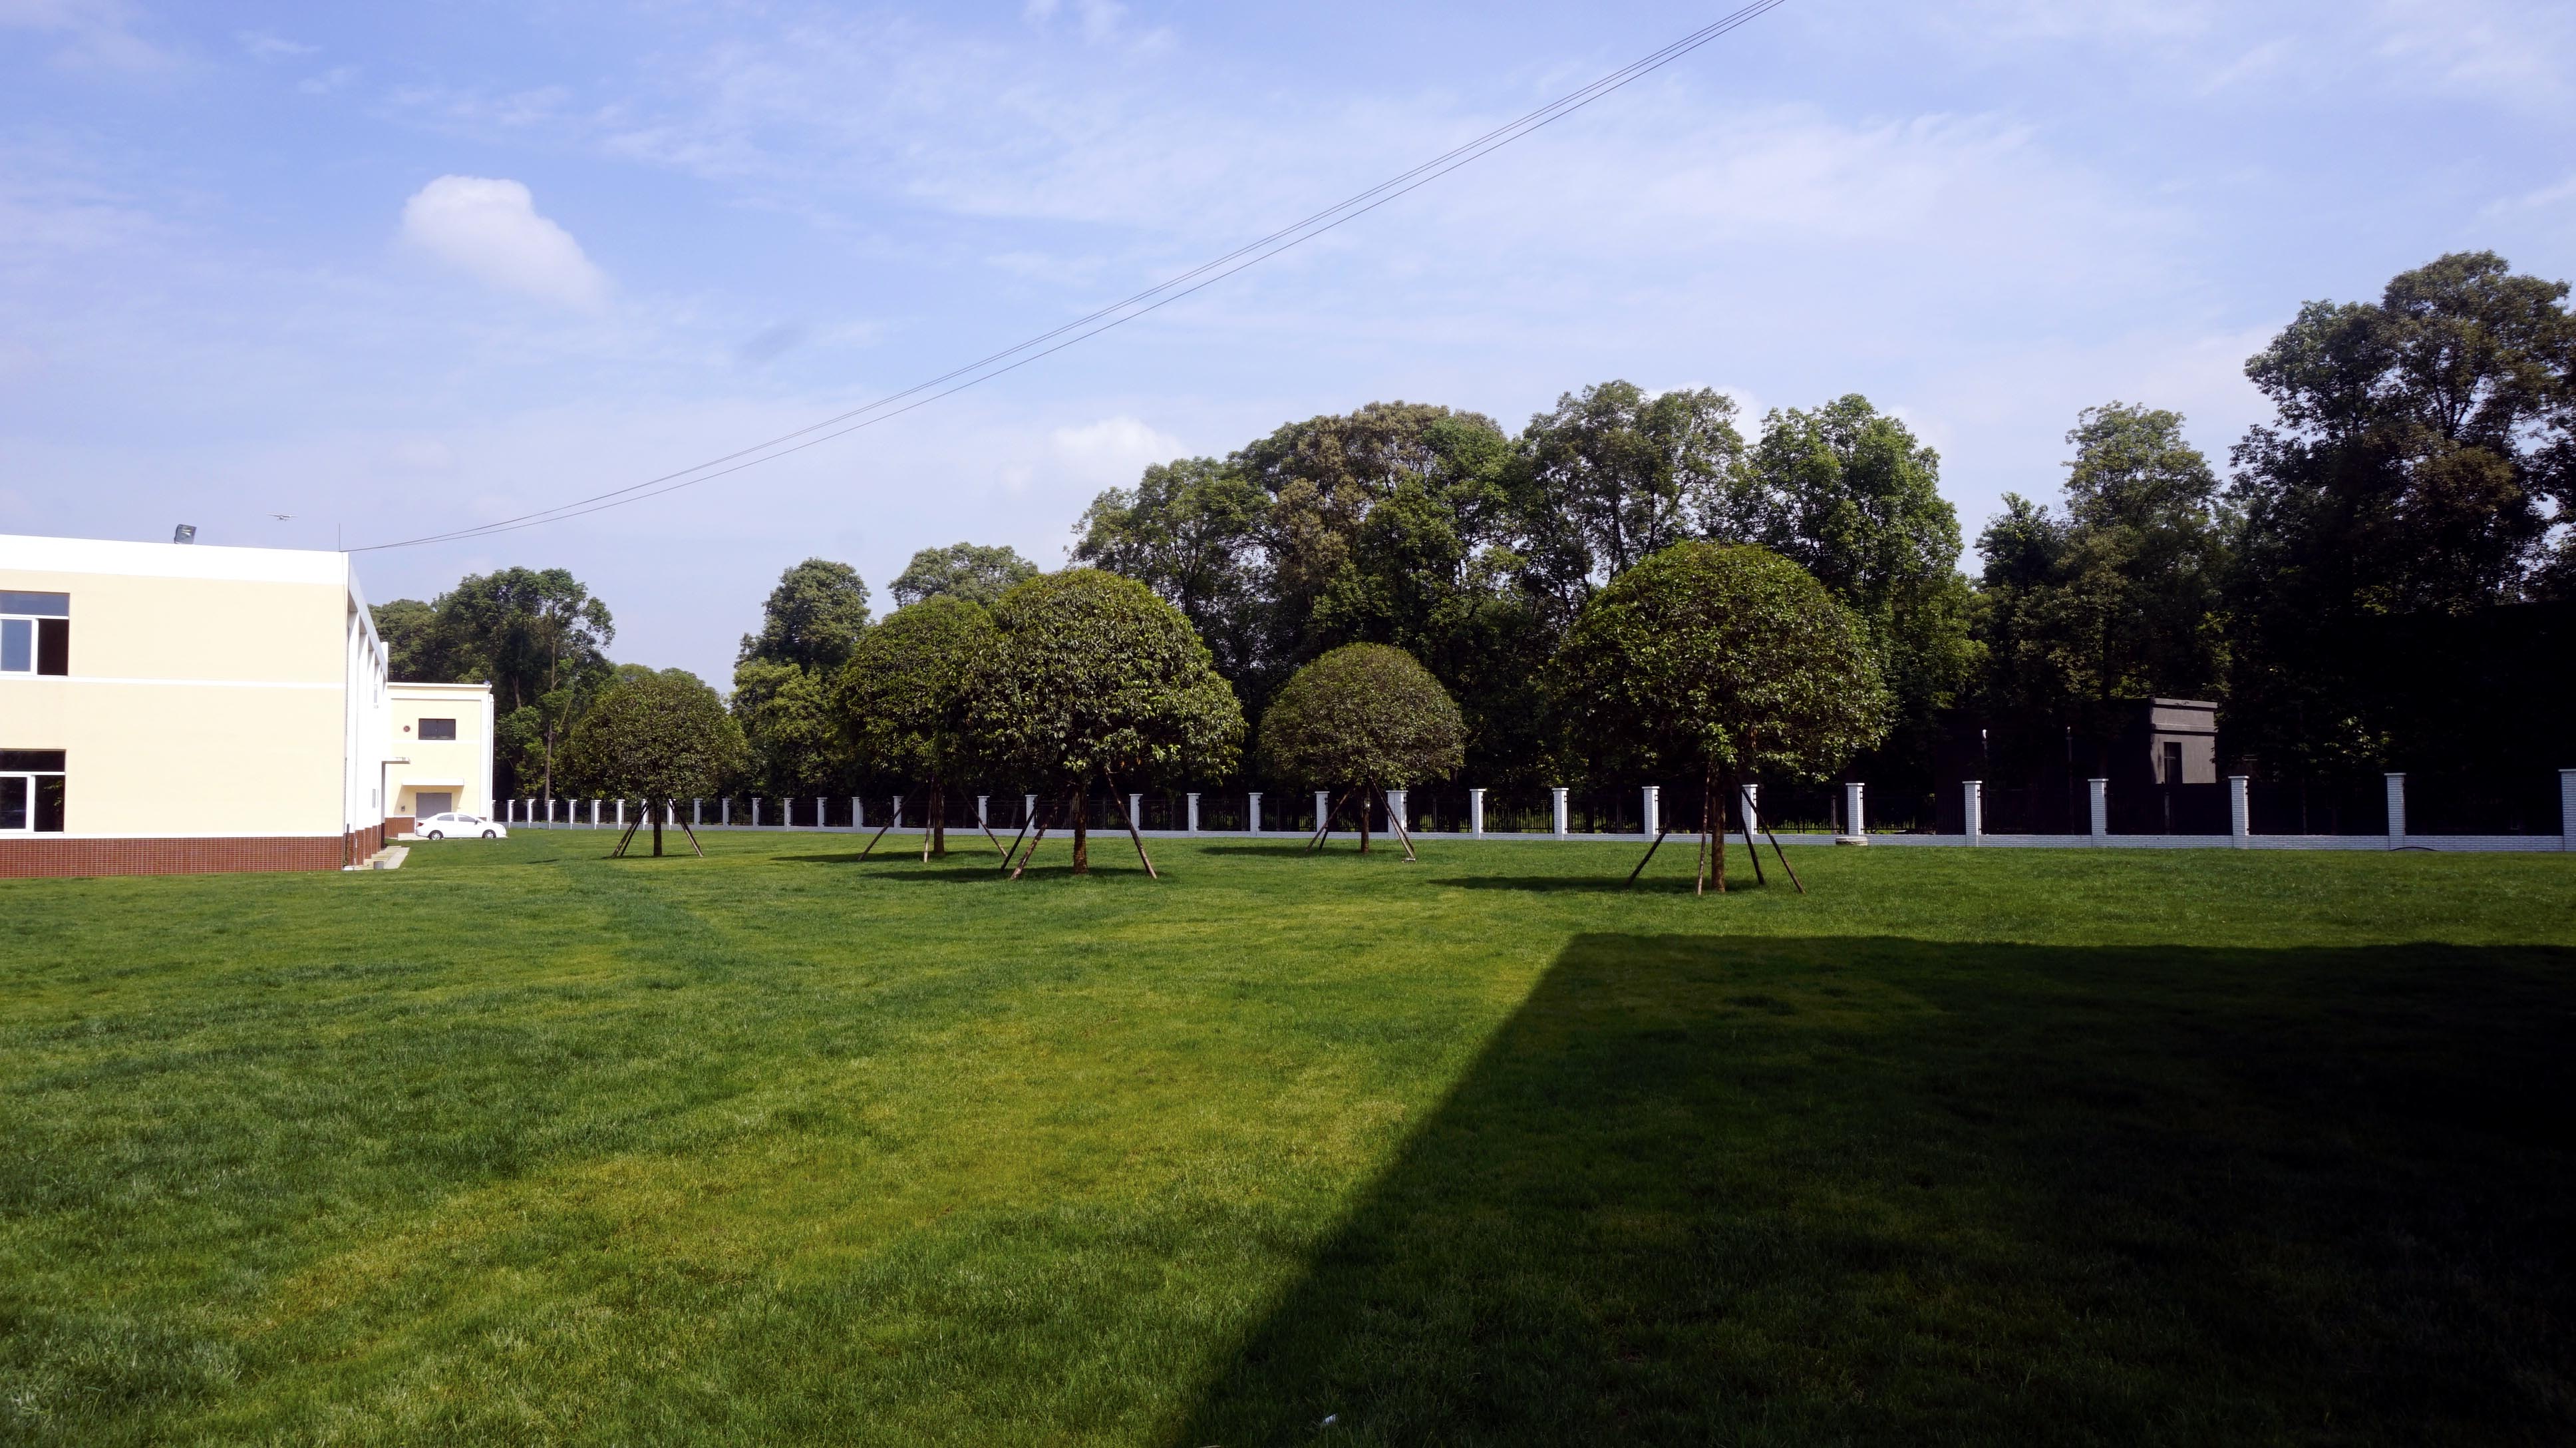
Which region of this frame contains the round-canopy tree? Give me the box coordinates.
[1259,643,1464,858]
[973,568,1243,876]
[1555,541,1889,892]
[560,666,749,856]
[836,595,999,859]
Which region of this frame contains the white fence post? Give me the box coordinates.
[2386,772,2406,846]
[1386,788,1404,836]
[893,794,903,831]
[977,795,990,830]
[589,798,599,828]
[1470,787,1486,836]
[2561,769,2575,852]
[1843,781,1866,840]
[1642,785,1659,838]
[1963,780,1983,846]
[1023,794,1037,829]
[693,798,702,826]
[1551,787,1569,839]
[615,798,624,829]
[752,797,761,827]
[815,797,825,830]
[1186,792,1200,833]
[855,797,866,829]
[1314,789,1329,832]
[1248,791,1263,834]
[2088,778,2108,842]
[1742,783,1760,839]
[2229,775,2250,847]
[1128,793,1142,831]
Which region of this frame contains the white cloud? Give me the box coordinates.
[2371,0,2576,106]
[1049,415,1187,486]
[0,0,176,72]
[237,30,317,61]
[397,176,609,311]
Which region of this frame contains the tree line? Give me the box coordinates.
[378,250,2575,811]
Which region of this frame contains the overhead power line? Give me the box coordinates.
[355,1,1792,552]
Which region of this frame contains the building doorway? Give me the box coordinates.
[414,791,454,817]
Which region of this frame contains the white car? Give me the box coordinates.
[415,812,506,840]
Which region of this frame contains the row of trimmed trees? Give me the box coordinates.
[554,538,1888,888]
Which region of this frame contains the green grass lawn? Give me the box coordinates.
[3,832,2572,1445]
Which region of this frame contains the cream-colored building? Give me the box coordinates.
[387,681,496,833]
[0,532,395,877]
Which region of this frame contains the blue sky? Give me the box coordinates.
[5,0,2573,684]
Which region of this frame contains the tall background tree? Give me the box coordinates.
[733,558,871,797]
[2227,251,2575,775]
[1730,396,1979,787]
[971,569,1243,874]
[370,567,615,801]
[1977,404,2232,756]
[890,542,1041,607]
[1512,380,1745,617]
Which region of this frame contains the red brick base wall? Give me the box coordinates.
[0,826,383,880]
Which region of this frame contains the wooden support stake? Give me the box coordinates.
[1627,829,1671,886]
[998,814,1033,874]
[858,789,909,860]
[1305,788,1354,854]
[1737,781,1767,888]
[1766,822,1805,894]
[1009,794,1062,880]
[675,809,707,858]
[609,804,644,858]
[1108,775,1160,880]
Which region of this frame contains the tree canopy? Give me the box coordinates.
[836,596,1000,855]
[730,658,851,797]
[560,665,748,801]
[1977,403,2231,745]
[1556,541,1890,788]
[739,558,873,673]
[889,542,1041,607]
[370,566,615,799]
[1258,644,1464,852]
[2223,252,2575,771]
[1731,395,1978,779]
[972,569,1243,872]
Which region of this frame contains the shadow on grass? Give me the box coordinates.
[1426,874,1792,894]
[1169,933,2576,1446]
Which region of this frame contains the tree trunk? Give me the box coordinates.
[1071,788,1090,874]
[932,779,947,858]
[651,799,665,857]
[1696,767,1711,896]
[1713,765,1730,893]
[1358,785,1371,854]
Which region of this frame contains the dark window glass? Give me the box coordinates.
[0,776,23,831]
[0,592,69,617]
[418,717,458,741]
[0,751,65,771]
[36,618,67,675]
[34,775,63,832]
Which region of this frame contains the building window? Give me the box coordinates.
[0,749,66,832]
[0,592,69,677]
[418,717,457,741]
